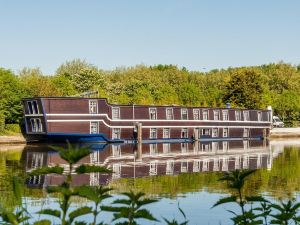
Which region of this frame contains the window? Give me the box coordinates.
[214,110,220,120]
[201,128,210,136]
[193,109,200,120]
[181,128,188,138]
[149,108,157,120]
[181,108,188,120]
[163,128,170,138]
[163,143,171,153]
[223,128,229,137]
[243,111,250,121]
[223,141,229,151]
[112,107,120,120]
[222,110,229,121]
[181,143,188,152]
[112,145,121,157]
[193,160,201,172]
[149,162,157,175]
[89,100,98,114]
[150,144,158,155]
[201,144,211,152]
[166,160,174,175]
[166,108,173,120]
[212,128,218,137]
[30,118,43,132]
[181,161,188,173]
[203,109,209,120]
[235,111,241,121]
[27,100,39,114]
[212,142,219,151]
[243,128,250,138]
[112,128,121,139]
[90,122,99,134]
[257,111,262,121]
[112,164,121,179]
[150,128,157,139]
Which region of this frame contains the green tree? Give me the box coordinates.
[223,68,265,109]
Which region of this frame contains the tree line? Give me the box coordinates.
[1,60,300,131]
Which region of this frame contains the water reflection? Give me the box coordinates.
[24,139,283,188]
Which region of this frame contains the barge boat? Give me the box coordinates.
[22,97,272,143]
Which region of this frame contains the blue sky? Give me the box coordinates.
[0,0,299,74]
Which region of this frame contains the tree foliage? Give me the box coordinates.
[1,61,300,128]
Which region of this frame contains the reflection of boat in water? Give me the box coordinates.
[24,140,283,188]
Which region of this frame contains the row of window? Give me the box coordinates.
[105,127,251,139]
[110,106,264,121]
[111,152,257,177]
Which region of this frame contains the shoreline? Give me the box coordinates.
[0,128,300,144]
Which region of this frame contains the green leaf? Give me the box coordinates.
[75,164,112,174]
[134,209,158,221]
[69,206,92,222]
[33,220,52,225]
[212,196,237,208]
[37,209,61,218]
[27,166,64,176]
[50,141,91,165]
[245,196,268,203]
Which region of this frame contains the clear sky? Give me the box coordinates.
[0,0,299,74]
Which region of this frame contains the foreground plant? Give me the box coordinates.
[270,200,300,225]
[102,191,158,225]
[213,169,267,225]
[77,185,112,225]
[0,177,31,225]
[163,204,188,225]
[27,141,112,225]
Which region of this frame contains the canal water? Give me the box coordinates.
[0,139,299,224]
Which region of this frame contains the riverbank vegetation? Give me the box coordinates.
[0,60,300,134]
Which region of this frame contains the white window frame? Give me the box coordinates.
[202,109,209,120]
[243,111,250,121]
[112,107,120,120]
[90,121,99,134]
[112,145,121,157]
[149,108,157,120]
[166,108,174,120]
[201,128,210,136]
[222,110,229,121]
[112,128,121,139]
[257,111,262,121]
[212,128,219,138]
[166,160,174,175]
[150,128,157,139]
[213,110,220,120]
[27,100,39,114]
[150,144,158,155]
[223,128,229,137]
[181,161,188,173]
[181,128,188,138]
[181,108,188,120]
[243,128,250,138]
[193,109,200,120]
[235,111,241,121]
[163,143,171,154]
[30,118,43,133]
[181,142,188,152]
[89,100,98,114]
[163,128,170,139]
[149,161,157,175]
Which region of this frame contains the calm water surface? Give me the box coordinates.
[0,139,299,224]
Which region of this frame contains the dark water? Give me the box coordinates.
[0,139,300,224]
